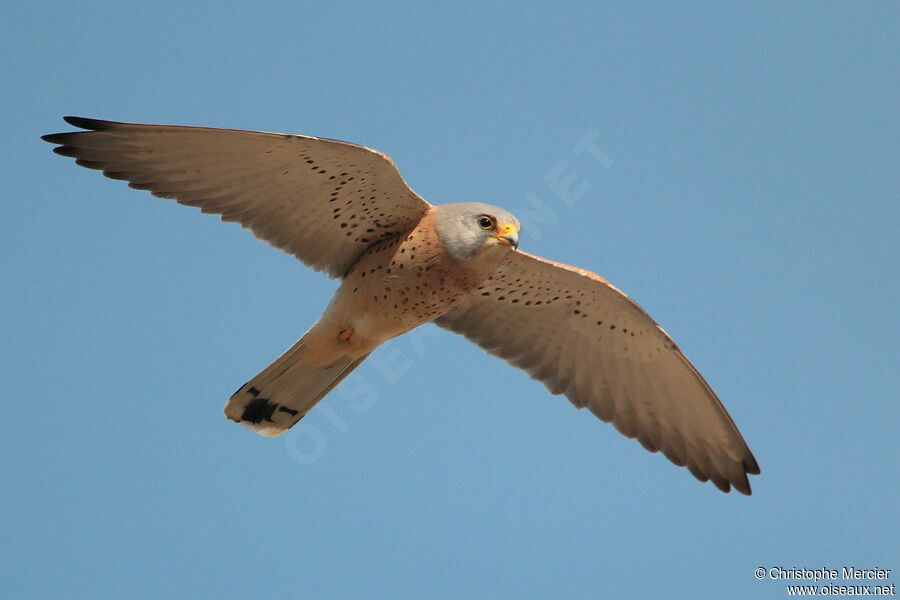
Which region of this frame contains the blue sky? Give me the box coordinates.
[3,2,897,598]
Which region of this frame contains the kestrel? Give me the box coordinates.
[43,117,760,494]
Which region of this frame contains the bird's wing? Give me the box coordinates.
[435,251,759,494]
[42,117,431,278]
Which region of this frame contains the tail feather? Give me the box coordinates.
[224,337,369,437]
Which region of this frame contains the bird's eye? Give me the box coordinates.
[478,216,495,230]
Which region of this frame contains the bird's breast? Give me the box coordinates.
[324,221,489,347]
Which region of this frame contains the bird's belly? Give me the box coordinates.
[323,232,484,351]
[334,265,476,345]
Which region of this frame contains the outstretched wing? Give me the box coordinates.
[435,251,759,494]
[42,117,431,278]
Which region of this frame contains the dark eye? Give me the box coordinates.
[478,216,495,230]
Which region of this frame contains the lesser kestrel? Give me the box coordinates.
[43,117,759,494]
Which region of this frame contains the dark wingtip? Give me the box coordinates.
[74,158,105,170]
[43,116,116,145]
[746,456,761,476]
[63,116,114,131]
[734,473,753,496]
[712,477,731,493]
[51,145,79,157]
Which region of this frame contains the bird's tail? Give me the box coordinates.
[224,335,370,437]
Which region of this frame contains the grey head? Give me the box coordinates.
[433,202,521,263]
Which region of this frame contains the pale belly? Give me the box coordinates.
[315,227,488,356]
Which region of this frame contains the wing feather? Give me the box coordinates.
[436,251,759,494]
[43,117,431,278]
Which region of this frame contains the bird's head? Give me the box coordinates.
[434,202,520,263]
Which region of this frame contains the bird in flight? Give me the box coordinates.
[43,117,759,494]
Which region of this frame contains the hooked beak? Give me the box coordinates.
[493,223,519,250]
